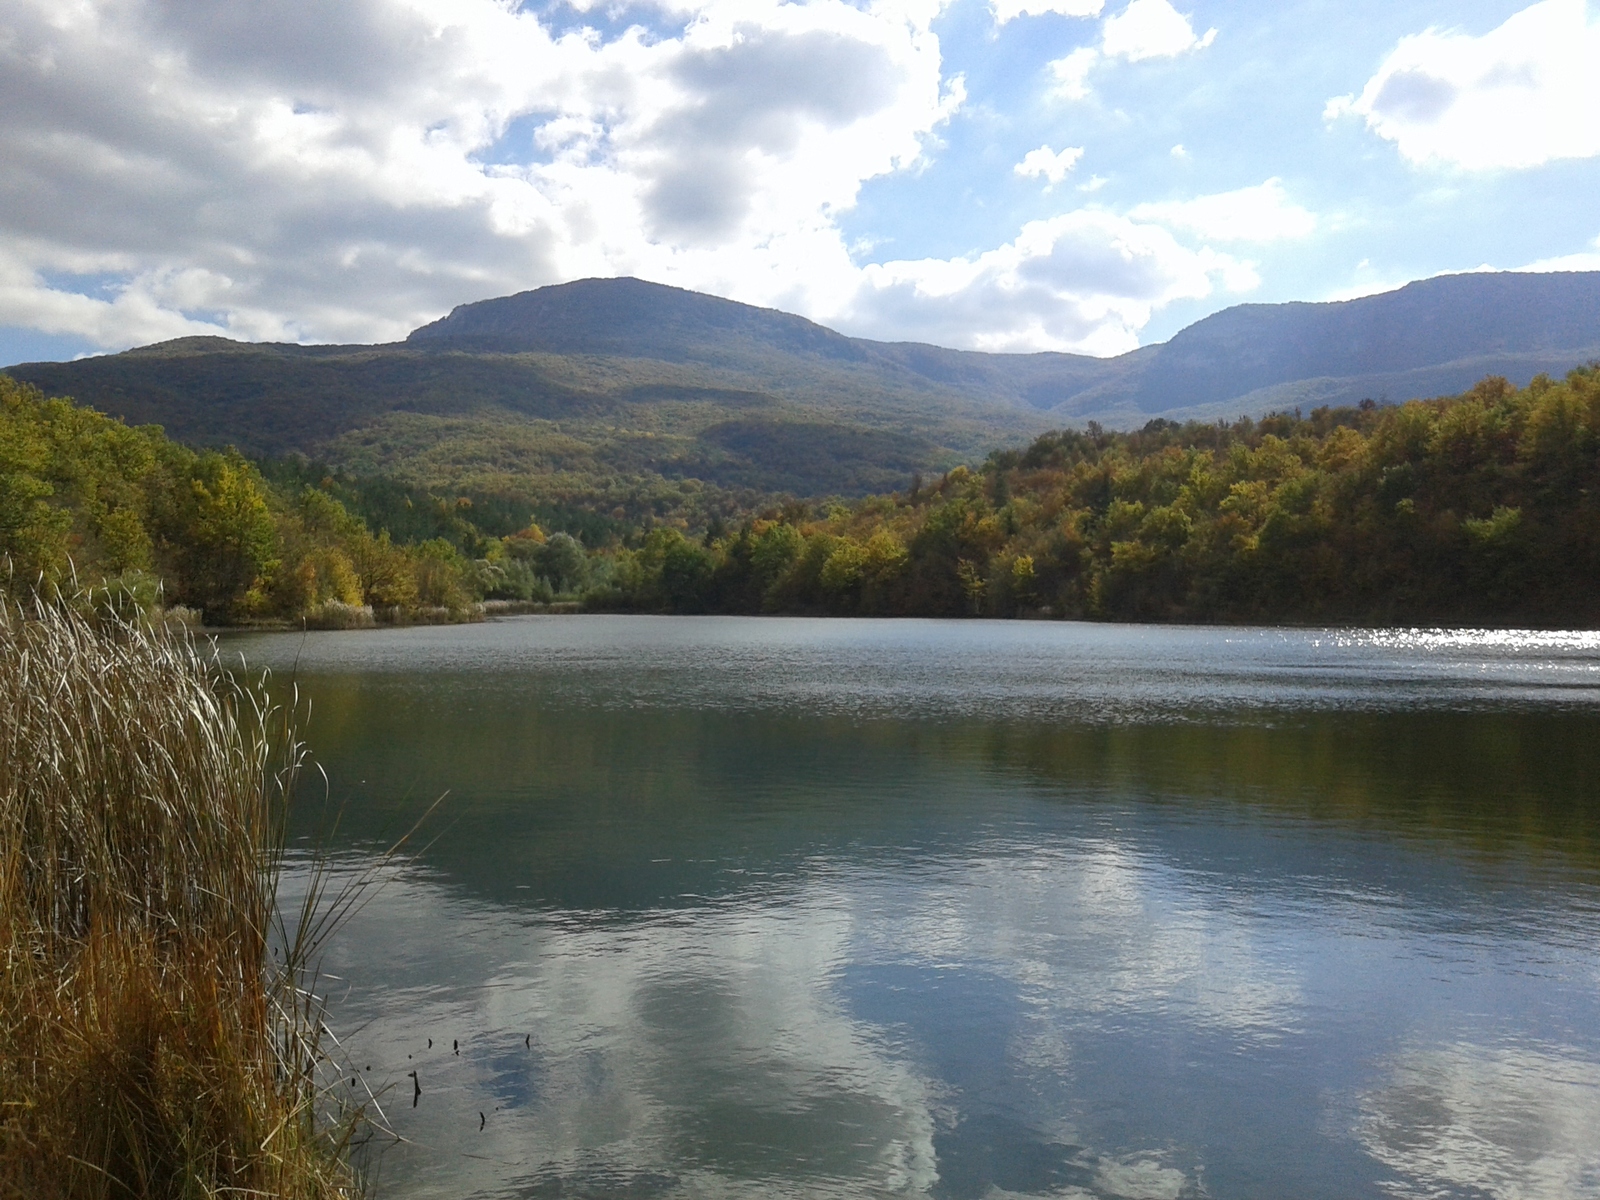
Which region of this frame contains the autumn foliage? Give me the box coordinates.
[598,368,1600,627]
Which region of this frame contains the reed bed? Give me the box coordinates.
[0,599,359,1199]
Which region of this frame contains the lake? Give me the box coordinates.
[224,616,1600,1200]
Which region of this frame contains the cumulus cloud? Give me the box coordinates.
[1129,178,1316,243]
[0,0,1257,358]
[1047,46,1101,100]
[0,0,953,348]
[0,254,231,347]
[1014,144,1085,186]
[1325,0,1600,170]
[1101,0,1217,62]
[992,0,1105,20]
[845,209,1255,354]
[1044,0,1214,105]
[1521,234,1600,272]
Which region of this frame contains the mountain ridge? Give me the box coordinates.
[398,270,1600,420]
[7,270,1599,501]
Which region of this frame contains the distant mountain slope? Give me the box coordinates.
[405,276,1143,412]
[1054,271,1600,421]
[5,329,1013,501]
[404,271,1600,421]
[7,271,1599,501]
[408,276,873,366]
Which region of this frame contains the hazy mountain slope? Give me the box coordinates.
[408,276,1138,410]
[408,276,874,366]
[403,270,1600,422]
[1139,350,1600,427]
[1052,271,1600,421]
[8,339,607,452]
[9,333,983,500]
[7,271,1599,502]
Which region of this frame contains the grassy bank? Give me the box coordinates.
[0,601,358,1199]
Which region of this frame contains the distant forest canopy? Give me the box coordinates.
[2,366,1598,627]
[601,367,1600,626]
[13,271,1600,515]
[0,375,487,624]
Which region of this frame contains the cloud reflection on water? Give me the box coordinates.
[246,617,1600,1200]
[1357,1040,1600,1199]
[294,824,1600,1199]
[308,830,1319,1198]
[308,838,1284,1199]
[859,843,1304,1039]
[315,867,941,1198]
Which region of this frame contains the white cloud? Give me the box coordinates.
[0,0,1257,359]
[1325,0,1600,170]
[844,209,1255,354]
[0,249,231,347]
[1129,178,1316,243]
[1014,144,1085,186]
[1047,46,1100,100]
[1101,0,1217,62]
[0,0,956,348]
[1521,234,1600,272]
[1044,1,1214,104]
[992,0,1105,22]
[1324,236,1600,292]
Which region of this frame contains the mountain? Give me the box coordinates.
[1053,270,1600,421]
[7,271,1600,502]
[406,271,1600,420]
[407,275,873,364]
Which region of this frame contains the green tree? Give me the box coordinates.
[176,452,281,620]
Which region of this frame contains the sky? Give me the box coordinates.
[1,0,1598,365]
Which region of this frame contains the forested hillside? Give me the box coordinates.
[9,273,1599,516]
[598,368,1600,627]
[0,375,488,624]
[4,367,1598,628]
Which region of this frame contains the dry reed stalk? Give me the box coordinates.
[0,599,360,1199]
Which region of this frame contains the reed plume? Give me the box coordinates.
[0,599,358,1199]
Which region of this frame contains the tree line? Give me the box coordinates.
[0,375,484,624]
[4,366,1598,627]
[593,367,1600,626]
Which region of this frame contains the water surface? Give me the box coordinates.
[227,617,1600,1200]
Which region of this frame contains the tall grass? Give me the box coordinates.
[0,599,359,1199]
